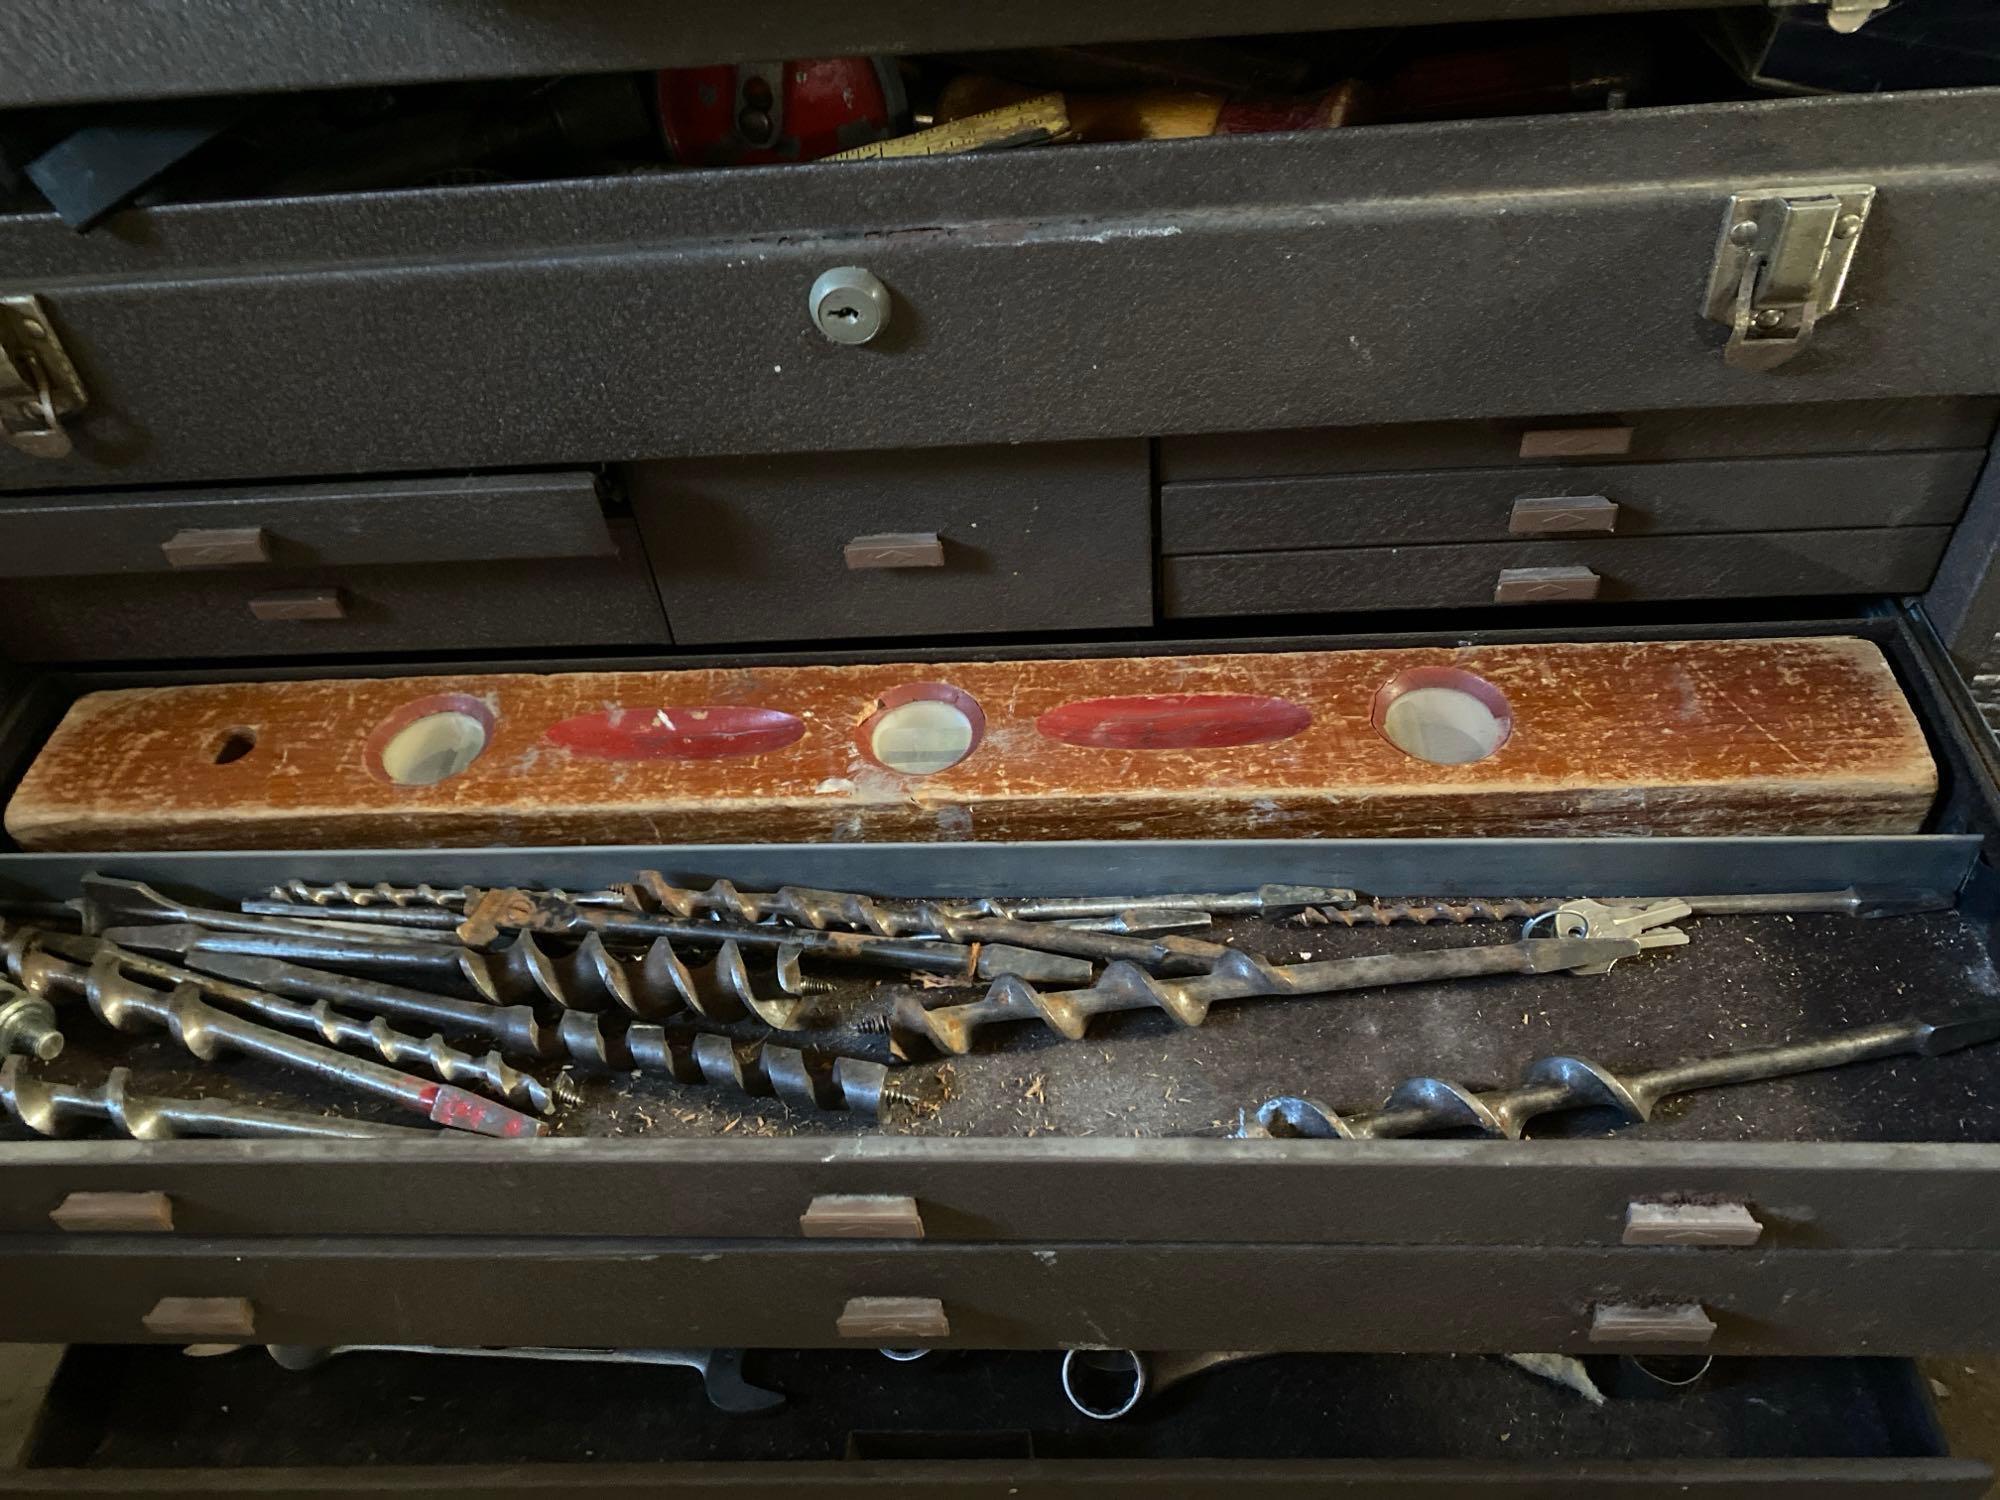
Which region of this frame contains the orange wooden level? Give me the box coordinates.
[3,637,1936,851]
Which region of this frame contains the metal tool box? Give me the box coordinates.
[2,0,2000,1491]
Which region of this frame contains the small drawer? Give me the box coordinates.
[1159,397,2000,481]
[1159,450,1984,555]
[0,471,615,580]
[1162,527,1952,618]
[0,521,667,661]
[630,441,1151,645]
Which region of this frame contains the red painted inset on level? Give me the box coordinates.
[1035,693,1313,751]
[546,707,807,761]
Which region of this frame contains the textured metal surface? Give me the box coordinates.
[1160,450,1985,554]
[0,472,612,581]
[2,91,1998,491]
[0,0,1751,108]
[0,838,1976,907]
[0,522,667,662]
[1163,527,1953,617]
[633,442,1151,644]
[1160,397,2000,480]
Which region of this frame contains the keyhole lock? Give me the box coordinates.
[809,266,891,345]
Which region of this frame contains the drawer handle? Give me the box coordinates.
[837,1296,949,1340]
[1509,496,1619,536]
[162,526,272,569]
[249,588,346,622]
[1589,1302,1716,1346]
[50,1190,174,1233]
[1518,425,1634,459]
[143,1296,256,1340]
[1494,565,1601,604]
[1623,1201,1762,1247]
[800,1193,926,1239]
[844,532,945,570]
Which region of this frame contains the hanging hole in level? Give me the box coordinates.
[1372,668,1513,766]
[211,727,257,765]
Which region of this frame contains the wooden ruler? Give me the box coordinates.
[829,94,1071,160]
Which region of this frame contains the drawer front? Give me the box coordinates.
[5,1240,1997,1355]
[1159,397,2000,482]
[633,441,1151,644]
[11,1140,2000,1251]
[1162,528,1952,618]
[0,522,667,661]
[0,472,614,580]
[2,92,1998,492]
[1160,451,1985,555]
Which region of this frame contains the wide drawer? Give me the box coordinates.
[1162,528,1952,617]
[631,441,1151,644]
[0,472,614,580]
[12,1347,1977,1497]
[3,91,1999,491]
[1159,451,1985,554]
[5,1239,2000,1355]
[1158,397,2000,481]
[0,521,668,662]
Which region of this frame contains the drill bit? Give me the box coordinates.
[0,924,544,1138]
[1245,1004,2000,1140]
[0,981,63,1061]
[456,891,1094,985]
[249,892,1093,984]
[557,1013,912,1117]
[896,935,1648,1054]
[103,922,828,1027]
[261,876,1352,921]
[36,933,554,1116]
[1300,887,1956,928]
[78,876,456,948]
[0,1057,440,1141]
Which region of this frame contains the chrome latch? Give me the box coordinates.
[1702,185,1873,372]
[0,295,87,458]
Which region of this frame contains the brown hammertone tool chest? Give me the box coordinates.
[4,0,2000,1493]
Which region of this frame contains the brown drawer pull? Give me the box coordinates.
[1589,1302,1716,1346]
[161,526,271,569]
[843,532,946,570]
[837,1296,949,1340]
[249,588,346,622]
[49,1190,174,1233]
[1518,425,1635,459]
[1493,565,1602,604]
[800,1194,926,1239]
[143,1296,256,1340]
[1622,1201,1763,1247]
[1509,495,1620,535]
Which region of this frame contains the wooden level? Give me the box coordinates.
[3,638,1936,851]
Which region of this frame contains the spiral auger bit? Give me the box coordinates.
[893,901,1690,1055]
[558,1014,913,1118]
[1243,1003,2000,1142]
[488,930,833,1030]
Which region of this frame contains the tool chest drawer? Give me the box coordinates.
[631,440,1151,644]
[1158,451,1985,554]
[1162,528,1952,616]
[9,1348,1981,1499]
[0,521,667,662]
[5,1239,2000,1356]
[4,91,2000,492]
[1158,398,2000,481]
[0,472,617,579]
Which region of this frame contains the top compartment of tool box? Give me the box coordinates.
[1,8,1998,492]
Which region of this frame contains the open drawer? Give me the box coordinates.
[0,1348,1985,1497]
[0,611,1999,1359]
